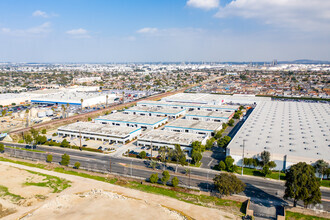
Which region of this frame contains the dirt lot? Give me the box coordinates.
[0,161,239,220]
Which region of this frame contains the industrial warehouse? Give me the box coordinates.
[95,112,168,129]
[185,110,233,123]
[137,130,207,151]
[57,122,141,144]
[227,101,330,170]
[164,119,223,136]
[123,106,186,119]
[53,92,329,170]
[137,100,239,112]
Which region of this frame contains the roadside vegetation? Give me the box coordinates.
[0,156,245,216]
[24,170,71,193]
[285,211,329,220]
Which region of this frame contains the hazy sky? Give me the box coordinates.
[0,0,329,62]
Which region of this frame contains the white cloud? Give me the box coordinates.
[215,0,330,31]
[32,10,58,18]
[66,28,91,38]
[33,10,48,18]
[187,0,219,10]
[1,22,51,36]
[137,27,158,34]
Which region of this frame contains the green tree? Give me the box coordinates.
[41,129,47,134]
[191,151,202,164]
[214,131,222,139]
[46,154,53,163]
[218,161,226,171]
[158,146,167,170]
[171,176,179,187]
[225,156,235,172]
[60,139,70,148]
[172,144,183,173]
[284,162,321,208]
[262,165,272,177]
[149,173,158,184]
[205,137,215,149]
[213,173,246,196]
[268,161,277,170]
[60,154,70,166]
[30,128,39,140]
[1,109,6,117]
[24,134,33,145]
[74,162,81,169]
[88,117,92,121]
[228,119,235,126]
[36,135,47,144]
[139,151,146,159]
[313,159,329,179]
[161,171,170,185]
[260,151,271,166]
[0,143,4,152]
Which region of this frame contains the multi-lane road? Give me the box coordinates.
[2,142,330,216]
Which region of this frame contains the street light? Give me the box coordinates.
[241,139,246,176]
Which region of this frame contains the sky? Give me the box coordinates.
[0,0,330,63]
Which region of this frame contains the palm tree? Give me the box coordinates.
[80,99,84,110]
[159,147,167,170]
[61,104,66,118]
[66,103,69,118]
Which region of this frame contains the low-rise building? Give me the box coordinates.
[137,130,207,152]
[95,112,168,130]
[57,122,141,144]
[123,106,185,119]
[164,119,222,136]
[137,100,239,112]
[185,110,234,123]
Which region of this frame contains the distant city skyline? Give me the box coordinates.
[0,0,329,62]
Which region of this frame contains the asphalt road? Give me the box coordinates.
[2,143,330,214]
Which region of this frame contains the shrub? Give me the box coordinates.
[139,151,147,159]
[41,129,47,134]
[52,133,58,136]
[161,171,170,185]
[88,117,92,121]
[0,143,4,152]
[60,154,70,166]
[219,161,226,171]
[214,173,246,196]
[18,139,24,143]
[149,173,158,183]
[171,176,179,187]
[46,154,53,163]
[228,119,235,126]
[74,162,81,169]
[262,165,272,177]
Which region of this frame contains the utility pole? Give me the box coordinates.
[241,139,246,176]
[150,140,153,158]
[207,170,210,191]
[188,168,191,189]
[130,159,133,176]
[109,157,112,173]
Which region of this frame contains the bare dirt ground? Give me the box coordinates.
[0,161,239,220]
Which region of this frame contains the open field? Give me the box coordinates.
[0,157,243,220]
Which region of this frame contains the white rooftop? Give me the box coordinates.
[138,130,206,146]
[138,100,239,111]
[165,119,222,131]
[125,106,185,114]
[96,112,167,125]
[58,122,140,137]
[228,101,330,163]
[186,110,233,119]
